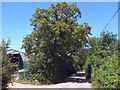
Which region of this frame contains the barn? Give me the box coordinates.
[7,49,29,80]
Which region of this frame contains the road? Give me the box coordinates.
[9,70,92,89]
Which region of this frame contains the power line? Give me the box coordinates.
[103,8,120,31]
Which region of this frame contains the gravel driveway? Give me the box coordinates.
[9,70,92,89]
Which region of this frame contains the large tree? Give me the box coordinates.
[22,2,91,84]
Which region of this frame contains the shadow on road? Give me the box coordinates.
[62,70,91,83]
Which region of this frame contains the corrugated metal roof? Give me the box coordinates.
[7,49,29,61]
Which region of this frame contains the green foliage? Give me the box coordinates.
[0,39,15,89]
[72,48,86,70]
[84,31,119,88]
[84,54,93,79]
[92,54,118,88]
[22,2,91,84]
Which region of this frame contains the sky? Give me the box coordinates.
[2,2,118,52]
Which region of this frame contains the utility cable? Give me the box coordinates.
[103,8,120,31]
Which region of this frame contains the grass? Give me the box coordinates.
[16,79,42,85]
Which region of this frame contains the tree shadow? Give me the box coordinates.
[62,70,91,83]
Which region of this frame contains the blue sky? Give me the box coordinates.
[2,2,118,52]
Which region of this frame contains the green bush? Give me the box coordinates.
[29,55,75,84]
[84,31,119,88]
[85,54,119,88]
[92,54,119,88]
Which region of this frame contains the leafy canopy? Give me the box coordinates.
[22,2,91,84]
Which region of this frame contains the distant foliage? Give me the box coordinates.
[22,2,91,84]
[73,48,86,71]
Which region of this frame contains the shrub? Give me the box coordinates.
[0,39,15,89]
[92,54,119,88]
